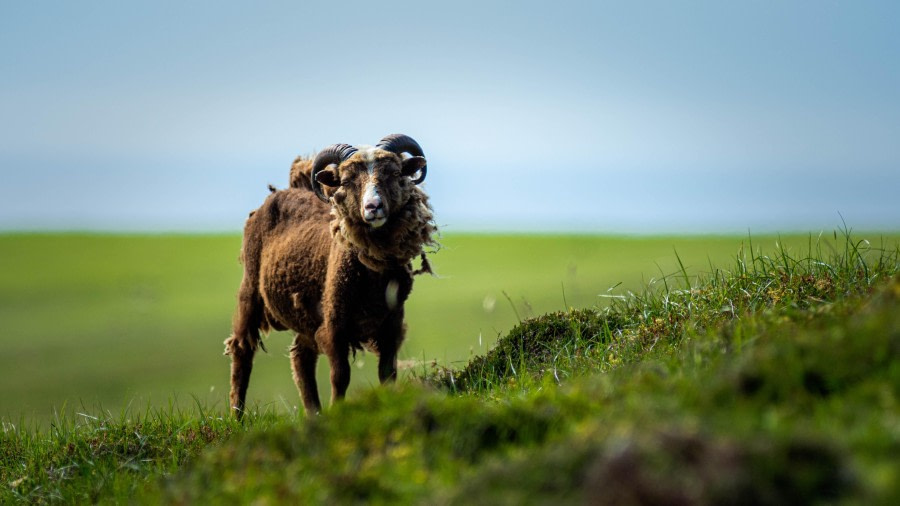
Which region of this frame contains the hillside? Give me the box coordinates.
[2,232,898,504]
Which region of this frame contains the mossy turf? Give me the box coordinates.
[2,231,898,504]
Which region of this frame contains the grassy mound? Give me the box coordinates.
[154,278,898,504]
[429,232,896,393]
[2,231,898,504]
[441,282,900,505]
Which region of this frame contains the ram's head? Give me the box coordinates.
[311,134,427,229]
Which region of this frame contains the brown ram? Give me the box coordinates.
[224,134,437,418]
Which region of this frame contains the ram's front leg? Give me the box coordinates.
[318,250,357,405]
[377,345,398,384]
[290,337,322,415]
[317,324,351,405]
[376,313,406,384]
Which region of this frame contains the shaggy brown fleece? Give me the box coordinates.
[293,154,438,273]
[330,185,438,273]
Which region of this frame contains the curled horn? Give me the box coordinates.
[376,134,427,184]
[311,144,358,203]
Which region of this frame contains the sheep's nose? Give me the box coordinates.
[365,198,383,212]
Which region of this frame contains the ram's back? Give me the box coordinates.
[241,188,333,336]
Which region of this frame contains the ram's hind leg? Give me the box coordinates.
[225,291,265,420]
[225,331,258,420]
[290,337,322,415]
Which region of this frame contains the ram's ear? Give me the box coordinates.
[315,168,340,187]
[401,156,427,177]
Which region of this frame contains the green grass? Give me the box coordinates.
[5,232,895,423]
[1,229,898,503]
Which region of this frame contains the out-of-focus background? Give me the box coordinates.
[2,1,898,422]
[3,0,899,233]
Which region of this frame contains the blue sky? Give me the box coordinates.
[1,1,898,233]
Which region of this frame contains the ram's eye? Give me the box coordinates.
[392,171,401,178]
[340,179,352,186]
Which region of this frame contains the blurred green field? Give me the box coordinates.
[2,232,897,423]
